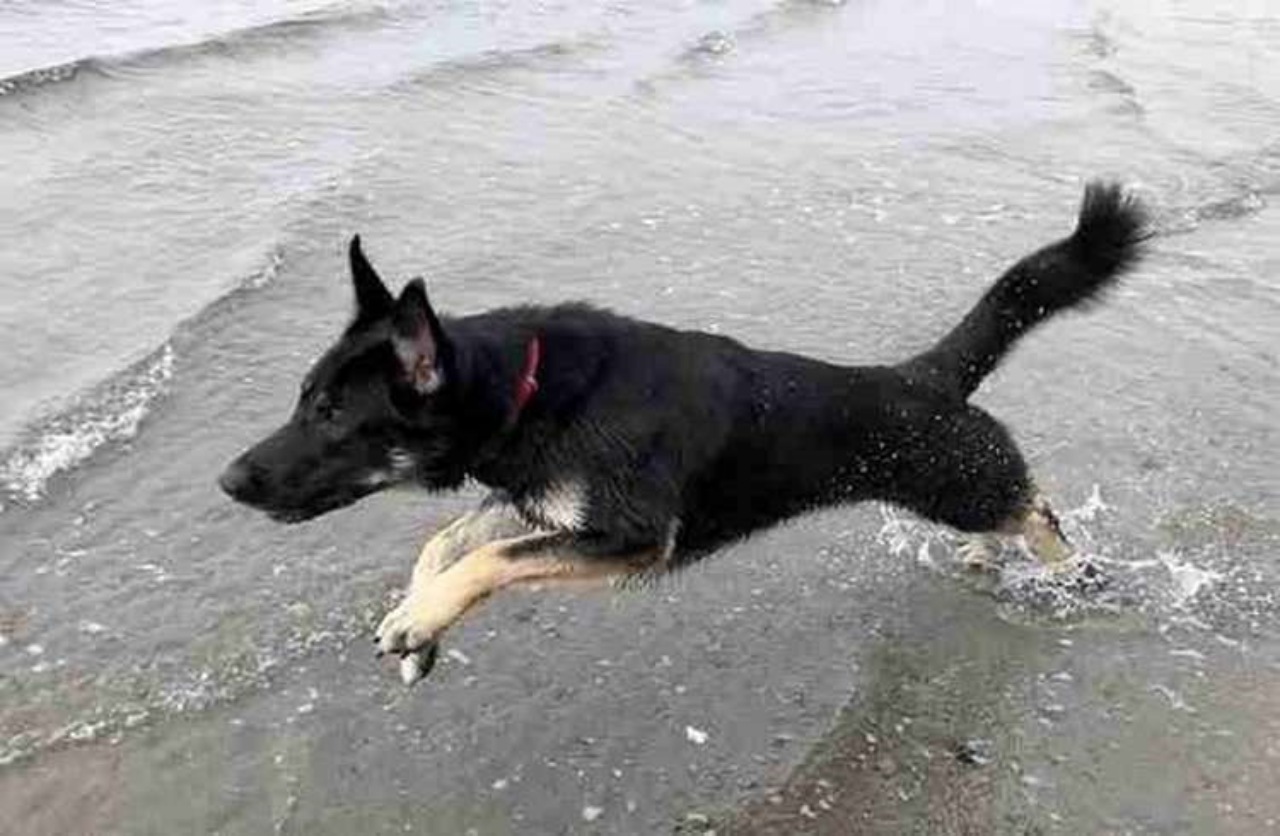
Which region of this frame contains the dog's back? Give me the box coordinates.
[463,183,1149,560]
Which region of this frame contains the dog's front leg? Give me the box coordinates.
[410,501,533,583]
[376,532,660,684]
[385,502,535,682]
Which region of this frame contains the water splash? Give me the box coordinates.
[876,486,1225,623]
[1157,550,1223,610]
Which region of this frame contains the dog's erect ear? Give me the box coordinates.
[391,278,446,394]
[349,235,394,321]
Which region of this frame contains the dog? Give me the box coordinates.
[220,182,1149,683]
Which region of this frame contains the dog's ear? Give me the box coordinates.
[391,278,447,395]
[349,235,394,321]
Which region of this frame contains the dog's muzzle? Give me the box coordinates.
[218,458,268,506]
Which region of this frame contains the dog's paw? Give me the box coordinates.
[376,590,457,657]
[376,602,436,656]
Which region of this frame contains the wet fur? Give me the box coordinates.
[222,183,1149,573]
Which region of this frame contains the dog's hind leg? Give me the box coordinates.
[377,533,660,680]
[1000,492,1074,570]
[897,408,1075,572]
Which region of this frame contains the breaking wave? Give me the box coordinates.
[0,248,283,508]
[0,3,390,99]
[0,346,175,506]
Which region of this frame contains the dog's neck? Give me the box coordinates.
[439,305,614,500]
[451,326,554,492]
[508,335,542,426]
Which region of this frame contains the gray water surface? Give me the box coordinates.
[1,0,1277,833]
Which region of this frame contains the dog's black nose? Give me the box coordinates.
[219,458,266,505]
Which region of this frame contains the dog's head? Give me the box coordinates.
[219,237,471,522]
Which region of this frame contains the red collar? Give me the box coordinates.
[510,335,541,422]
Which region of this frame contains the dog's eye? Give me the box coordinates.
[313,394,341,424]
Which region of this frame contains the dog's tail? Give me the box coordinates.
[906,181,1150,399]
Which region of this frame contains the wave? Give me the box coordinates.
[1158,184,1275,237]
[1186,190,1268,223]
[0,570,390,768]
[0,58,103,97]
[0,248,283,509]
[0,3,390,99]
[0,345,175,506]
[680,30,737,63]
[387,37,602,94]
[674,0,850,67]
[636,0,845,93]
[1138,140,1280,237]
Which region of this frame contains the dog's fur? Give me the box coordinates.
[221,182,1148,681]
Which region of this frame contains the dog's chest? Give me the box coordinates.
[517,479,589,532]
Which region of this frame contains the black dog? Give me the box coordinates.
[221,182,1148,683]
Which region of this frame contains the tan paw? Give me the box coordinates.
[375,587,467,656]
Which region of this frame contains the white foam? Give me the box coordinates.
[0,246,282,510]
[1158,550,1223,609]
[875,489,1227,623]
[1062,484,1109,524]
[876,504,931,558]
[0,344,174,503]
[240,246,283,290]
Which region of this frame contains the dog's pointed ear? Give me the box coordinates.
[349,235,393,321]
[391,278,446,394]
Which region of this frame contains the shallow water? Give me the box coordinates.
[1,0,1277,833]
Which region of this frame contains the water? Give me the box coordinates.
[1,1,1277,833]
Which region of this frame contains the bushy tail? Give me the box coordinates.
[907,181,1150,398]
